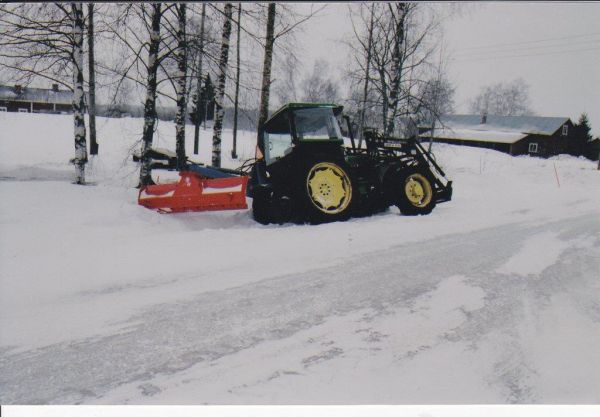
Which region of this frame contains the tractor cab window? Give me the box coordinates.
[264,112,293,165]
[293,108,342,141]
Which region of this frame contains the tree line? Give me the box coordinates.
[0,2,322,185]
[1,3,595,185]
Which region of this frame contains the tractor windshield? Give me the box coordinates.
[293,108,342,141]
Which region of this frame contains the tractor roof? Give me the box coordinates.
[266,102,343,125]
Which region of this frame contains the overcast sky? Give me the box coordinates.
[295,2,600,135]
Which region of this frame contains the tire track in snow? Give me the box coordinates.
[0,213,598,404]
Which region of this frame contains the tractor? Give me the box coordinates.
[248,103,452,224]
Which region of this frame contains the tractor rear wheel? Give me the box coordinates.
[395,167,436,215]
[298,158,354,223]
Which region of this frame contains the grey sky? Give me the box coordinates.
[295,2,600,135]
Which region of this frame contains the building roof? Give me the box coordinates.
[0,84,73,105]
[430,114,570,136]
[420,127,527,144]
[418,114,571,144]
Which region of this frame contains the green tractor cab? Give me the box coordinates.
[249,103,452,224]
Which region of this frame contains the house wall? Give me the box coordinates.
[511,121,573,158]
[0,100,71,114]
[0,100,31,112]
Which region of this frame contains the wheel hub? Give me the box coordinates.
[404,174,433,207]
[307,163,352,214]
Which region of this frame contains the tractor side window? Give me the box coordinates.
[294,108,342,141]
[263,110,293,165]
[264,132,292,165]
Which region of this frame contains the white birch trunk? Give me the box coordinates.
[211,3,233,168]
[385,3,407,136]
[139,4,162,187]
[71,3,87,184]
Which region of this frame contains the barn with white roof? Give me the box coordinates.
[419,114,575,158]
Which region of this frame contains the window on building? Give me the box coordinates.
[0,107,7,112]
[18,108,28,113]
[562,125,568,136]
[529,143,538,153]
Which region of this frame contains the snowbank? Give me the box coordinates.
[1,113,599,404]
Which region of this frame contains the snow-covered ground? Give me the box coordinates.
[0,112,599,405]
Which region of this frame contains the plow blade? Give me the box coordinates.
[138,171,248,213]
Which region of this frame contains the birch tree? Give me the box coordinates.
[469,78,533,117]
[346,3,441,136]
[384,3,409,136]
[174,4,188,170]
[257,3,326,133]
[273,52,299,106]
[71,3,87,184]
[0,3,91,183]
[211,3,233,168]
[138,4,165,186]
[300,59,340,103]
[358,3,374,146]
[256,3,276,143]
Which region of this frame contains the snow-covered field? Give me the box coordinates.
[0,112,599,405]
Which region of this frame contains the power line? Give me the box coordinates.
[455,31,600,51]
[453,45,600,63]
[454,38,600,58]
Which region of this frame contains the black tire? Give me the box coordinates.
[252,186,272,225]
[270,193,293,225]
[394,166,437,216]
[252,187,293,225]
[296,157,355,224]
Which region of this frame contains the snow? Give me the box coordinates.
[1,112,600,405]
[496,232,571,276]
[419,127,527,144]
[430,115,570,136]
[203,184,243,194]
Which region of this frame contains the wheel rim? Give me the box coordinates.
[404,173,433,207]
[306,162,352,214]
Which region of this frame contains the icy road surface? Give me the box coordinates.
[1,213,598,404]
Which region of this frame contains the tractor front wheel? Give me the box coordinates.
[298,158,354,223]
[395,167,436,216]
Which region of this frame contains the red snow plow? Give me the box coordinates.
[135,148,249,213]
